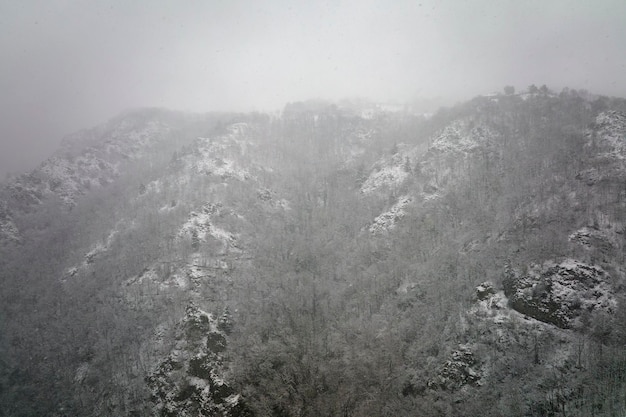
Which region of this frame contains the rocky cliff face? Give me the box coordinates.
[503,260,616,329]
[428,344,483,391]
[146,304,251,417]
[578,110,626,185]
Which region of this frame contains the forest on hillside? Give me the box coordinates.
[1,88,626,416]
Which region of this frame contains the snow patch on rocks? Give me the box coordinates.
[460,280,584,402]
[579,111,626,184]
[361,145,418,194]
[417,119,498,201]
[146,303,249,417]
[428,120,497,154]
[192,123,254,181]
[428,344,483,391]
[591,111,626,159]
[83,230,117,264]
[361,163,410,194]
[178,203,240,252]
[63,227,122,280]
[503,259,616,329]
[369,195,413,234]
[568,225,619,253]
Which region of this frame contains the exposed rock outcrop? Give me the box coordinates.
[503,259,616,329]
[428,345,482,391]
[146,303,252,417]
[417,119,498,200]
[177,203,240,254]
[360,145,418,194]
[577,111,626,185]
[475,281,496,301]
[569,226,616,252]
[0,202,20,244]
[368,195,412,234]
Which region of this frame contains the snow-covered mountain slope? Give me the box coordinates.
[24,113,289,415]
[3,92,626,417]
[0,108,223,243]
[4,113,167,208]
[362,116,500,234]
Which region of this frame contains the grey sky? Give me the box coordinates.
[1,0,626,177]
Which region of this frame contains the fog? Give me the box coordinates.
[1,0,625,177]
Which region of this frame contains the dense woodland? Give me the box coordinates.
[1,88,626,416]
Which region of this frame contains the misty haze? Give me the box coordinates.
[2,1,626,416]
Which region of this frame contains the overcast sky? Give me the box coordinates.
[1,0,626,177]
